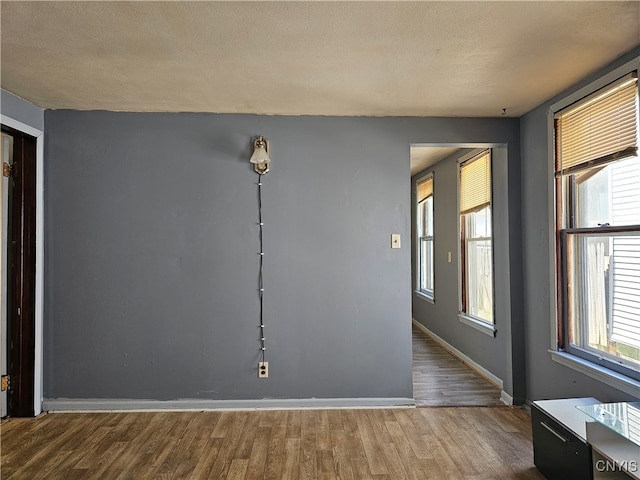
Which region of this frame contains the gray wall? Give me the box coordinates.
[44,111,519,403]
[1,89,44,131]
[16,48,637,404]
[521,47,640,403]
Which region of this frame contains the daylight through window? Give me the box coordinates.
[459,150,493,324]
[555,72,640,380]
[417,175,434,298]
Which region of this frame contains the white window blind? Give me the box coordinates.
[460,150,491,214]
[555,73,638,176]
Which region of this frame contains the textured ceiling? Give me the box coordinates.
[1,1,639,118]
[410,146,460,175]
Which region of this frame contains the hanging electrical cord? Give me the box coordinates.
[257,173,266,364]
[249,135,270,377]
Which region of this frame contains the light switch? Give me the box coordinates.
[391,233,401,249]
[447,251,452,263]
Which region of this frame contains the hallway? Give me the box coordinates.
[413,325,503,406]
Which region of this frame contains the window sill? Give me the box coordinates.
[458,314,496,337]
[415,291,434,304]
[549,350,640,399]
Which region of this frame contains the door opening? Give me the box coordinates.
[1,125,37,417]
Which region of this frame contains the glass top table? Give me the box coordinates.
[577,402,640,448]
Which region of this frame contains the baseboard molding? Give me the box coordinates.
[43,397,416,412]
[500,390,514,406]
[412,319,504,390]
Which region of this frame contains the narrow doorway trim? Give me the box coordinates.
[0,114,43,416]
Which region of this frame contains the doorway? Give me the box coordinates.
[1,125,37,417]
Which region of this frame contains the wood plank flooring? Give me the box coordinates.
[412,326,504,406]
[1,407,543,479]
[0,328,535,479]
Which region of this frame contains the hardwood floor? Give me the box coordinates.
[1,407,542,479]
[412,326,504,407]
[0,328,538,479]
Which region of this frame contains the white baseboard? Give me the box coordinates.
[42,397,416,413]
[412,319,504,390]
[500,390,513,406]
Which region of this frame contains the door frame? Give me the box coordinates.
[0,114,43,416]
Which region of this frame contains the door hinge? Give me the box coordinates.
[1,375,9,391]
[3,162,11,178]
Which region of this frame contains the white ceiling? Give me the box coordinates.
[1,1,638,120]
[410,146,460,175]
[5,1,636,176]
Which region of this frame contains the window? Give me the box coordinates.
[416,175,434,298]
[459,150,493,324]
[555,72,640,380]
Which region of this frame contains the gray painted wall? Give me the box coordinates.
[521,47,640,403]
[44,111,519,403]
[1,89,44,131]
[14,49,634,405]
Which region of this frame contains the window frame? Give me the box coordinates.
[560,225,640,381]
[458,149,495,328]
[548,57,640,395]
[415,172,435,300]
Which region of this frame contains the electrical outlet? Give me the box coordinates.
[258,362,268,378]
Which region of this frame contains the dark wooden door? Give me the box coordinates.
[1,125,37,417]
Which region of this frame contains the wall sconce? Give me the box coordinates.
[249,136,270,175]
